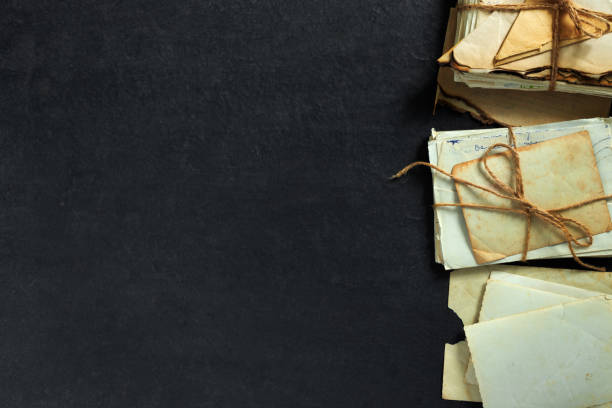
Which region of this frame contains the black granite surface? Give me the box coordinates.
[0,1,609,407]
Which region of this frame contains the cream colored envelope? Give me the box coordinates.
[465,296,612,408]
[452,130,612,264]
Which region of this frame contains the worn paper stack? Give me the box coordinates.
[442,265,612,408]
[427,117,612,270]
[431,5,612,407]
[441,0,612,98]
[435,8,611,126]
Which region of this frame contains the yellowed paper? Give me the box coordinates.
[438,67,611,126]
[494,3,611,66]
[452,130,612,264]
[448,265,612,325]
[452,2,612,77]
[442,341,482,402]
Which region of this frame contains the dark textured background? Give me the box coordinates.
[1,1,608,407]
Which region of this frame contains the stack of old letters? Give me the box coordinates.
[435,2,612,126]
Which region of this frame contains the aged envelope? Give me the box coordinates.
[465,296,612,408]
[442,265,612,403]
[494,2,611,66]
[452,130,612,264]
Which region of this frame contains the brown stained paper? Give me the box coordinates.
[435,9,611,127]
[451,131,612,264]
[437,67,611,126]
[451,1,612,77]
[494,2,611,66]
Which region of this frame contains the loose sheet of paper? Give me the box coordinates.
[489,271,607,298]
[477,280,579,322]
[465,297,612,408]
[442,341,482,402]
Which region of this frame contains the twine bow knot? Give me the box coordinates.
[392,128,612,271]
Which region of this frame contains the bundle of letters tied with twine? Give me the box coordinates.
[439,0,612,98]
[392,126,612,271]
